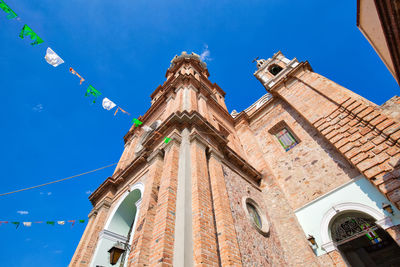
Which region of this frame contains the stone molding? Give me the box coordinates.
[104,182,144,230]
[99,229,128,243]
[147,149,164,164]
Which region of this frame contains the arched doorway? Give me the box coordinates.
[330,211,400,266]
[90,183,143,267]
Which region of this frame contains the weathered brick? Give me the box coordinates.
[342,98,356,109]
[384,123,400,136]
[352,104,368,115]
[359,126,371,136]
[388,155,400,168]
[360,142,375,153]
[370,115,388,127]
[364,165,385,179]
[363,110,381,123]
[371,172,394,186]
[386,146,400,157]
[345,147,362,159]
[356,106,374,119]
[372,135,387,145]
[357,155,386,172]
[348,119,360,127]
[376,119,395,132]
[347,101,362,112]
[379,179,400,194]
[387,188,400,203]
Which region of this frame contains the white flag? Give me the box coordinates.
[142,125,152,132]
[102,98,116,111]
[57,221,65,225]
[23,222,32,227]
[44,47,64,67]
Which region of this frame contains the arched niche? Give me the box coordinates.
[320,202,393,253]
[90,182,144,267]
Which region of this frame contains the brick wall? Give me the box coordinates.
[222,164,288,266]
[272,69,400,210]
[244,98,360,210]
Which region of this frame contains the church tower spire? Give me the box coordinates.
[70,51,263,267]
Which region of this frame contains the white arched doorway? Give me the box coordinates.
[90,183,144,267]
[320,202,400,266]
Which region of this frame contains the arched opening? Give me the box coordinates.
[330,211,400,266]
[90,185,143,267]
[268,64,283,76]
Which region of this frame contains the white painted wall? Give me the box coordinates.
[295,177,400,256]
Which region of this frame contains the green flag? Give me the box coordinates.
[0,0,17,19]
[11,222,20,229]
[164,137,171,144]
[46,221,55,226]
[19,25,44,46]
[132,118,143,127]
[85,85,102,103]
[78,219,85,223]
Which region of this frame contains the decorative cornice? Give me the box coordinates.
[89,155,147,206]
[147,148,164,164]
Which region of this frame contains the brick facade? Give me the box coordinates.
[70,51,400,266]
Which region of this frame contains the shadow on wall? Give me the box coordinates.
[283,101,360,179]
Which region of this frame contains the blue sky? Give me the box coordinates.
[0,0,398,266]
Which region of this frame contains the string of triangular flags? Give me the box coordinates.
[0,219,86,229]
[0,0,171,144]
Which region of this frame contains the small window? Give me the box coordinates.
[246,202,262,229]
[269,64,283,76]
[275,128,298,151]
[242,197,270,236]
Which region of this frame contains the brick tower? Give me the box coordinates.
[71,51,400,267]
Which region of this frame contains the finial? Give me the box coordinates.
[252,57,266,69]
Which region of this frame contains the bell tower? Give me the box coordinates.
[69,52,281,267]
[254,51,300,91]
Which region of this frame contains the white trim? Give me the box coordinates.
[104,182,144,229]
[376,216,394,229]
[90,182,144,267]
[320,202,392,252]
[99,229,128,243]
[122,194,142,267]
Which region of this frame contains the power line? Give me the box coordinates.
[0,162,119,197]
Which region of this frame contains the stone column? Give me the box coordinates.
[127,150,164,266]
[173,129,193,267]
[207,149,242,266]
[149,138,181,266]
[190,136,219,266]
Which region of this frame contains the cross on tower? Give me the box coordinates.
[252,56,259,63]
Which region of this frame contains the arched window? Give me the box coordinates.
[91,185,143,267]
[330,211,400,266]
[269,64,283,76]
